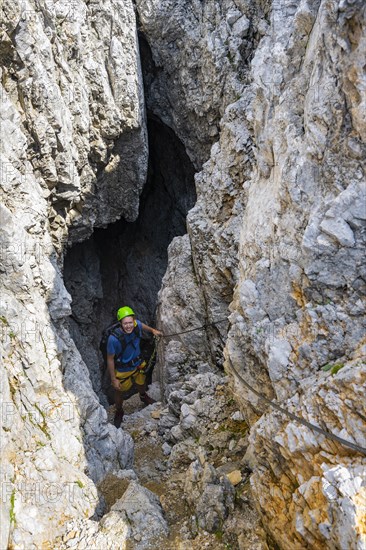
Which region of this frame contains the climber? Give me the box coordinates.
[106,306,163,428]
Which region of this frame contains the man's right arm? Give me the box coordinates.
[107,354,120,390]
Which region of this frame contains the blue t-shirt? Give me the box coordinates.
[107,320,142,371]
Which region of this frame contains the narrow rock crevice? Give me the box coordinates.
[64,116,196,402]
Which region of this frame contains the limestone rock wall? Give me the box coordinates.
[225,3,366,546]
[1,0,365,548]
[1,0,147,248]
[136,0,265,168]
[155,0,366,548]
[0,0,144,547]
[248,359,366,549]
[227,0,366,416]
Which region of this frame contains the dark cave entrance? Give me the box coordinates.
[94,116,196,327]
[64,117,196,404]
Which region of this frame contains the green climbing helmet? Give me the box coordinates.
[117,306,135,321]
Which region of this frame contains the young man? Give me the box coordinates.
[107,306,163,428]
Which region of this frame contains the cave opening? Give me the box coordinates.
[64,116,196,405]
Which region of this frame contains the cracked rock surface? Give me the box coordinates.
[1,0,365,548]
[156,1,366,548]
[0,0,144,546]
[56,382,269,549]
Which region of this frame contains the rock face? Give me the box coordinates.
[1,0,147,249]
[57,481,168,550]
[102,481,169,546]
[224,2,366,546]
[136,0,261,168]
[0,0,143,547]
[153,0,366,549]
[184,459,235,533]
[249,360,366,549]
[1,0,366,549]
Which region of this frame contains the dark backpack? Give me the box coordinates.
[99,322,141,370]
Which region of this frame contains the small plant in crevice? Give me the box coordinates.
[10,490,16,526]
[214,518,225,541]
[330,363,345,375]
[321,363,345,375]
[33,404,51,439]
[214,528,224,541]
